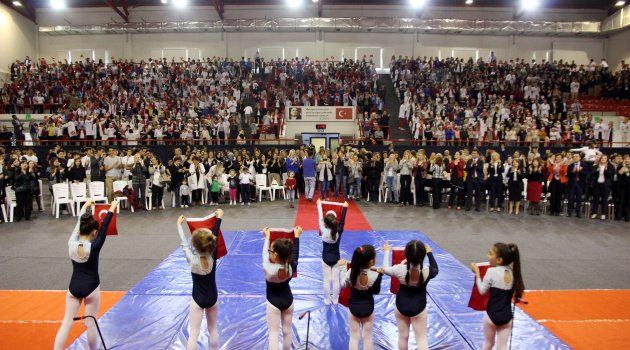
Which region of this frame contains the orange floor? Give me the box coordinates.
[1,289,629,349]
[0,290,125,350]
[521,290,630,350]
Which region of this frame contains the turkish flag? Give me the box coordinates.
[468,262,491,311]
[269,228,297,278]
[335,107,353,120]
[319,201,345,236]
[92,204,118,236]
[338,262,352,307]
[186,213,227,259]
[389,248,406,294]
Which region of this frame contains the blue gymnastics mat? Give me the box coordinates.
[69,230,569,349]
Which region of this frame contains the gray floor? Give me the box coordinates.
[1,193,629,292]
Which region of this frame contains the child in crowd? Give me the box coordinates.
[471,243,524,350]
[227,169,239,206]
[210,175,221,205]
[285,171,297,208]
[239,166,251,205]
[340,244,383,350]
[180,179,191,208]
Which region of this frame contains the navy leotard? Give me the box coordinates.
[320,205,348,267]
[67,208,113,299]
[263,237,300,311]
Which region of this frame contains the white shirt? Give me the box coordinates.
[178,224,215,275]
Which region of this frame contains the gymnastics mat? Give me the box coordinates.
[68,230,569,349]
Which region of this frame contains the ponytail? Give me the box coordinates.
[509,243,525,300]
[350,245,376,286]
[494,242,525,301]
[324,213,339,240]
[404,240,426,285]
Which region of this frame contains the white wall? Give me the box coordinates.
[606,28,630,71]
[35,5,607,27]
[0,3,37,75]
[38,30,607,66]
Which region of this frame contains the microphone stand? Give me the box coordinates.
[299,310,312,350]
[509,298,528,350]
[73,315,107,350]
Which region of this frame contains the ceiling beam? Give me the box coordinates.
[318,0,323,17]
[211,0,224,20]
[104,0,129,23]
[0,0,37,23]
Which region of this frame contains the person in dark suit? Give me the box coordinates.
[590,154,615,220]
[465,150,484,211]
[567,153,589,218]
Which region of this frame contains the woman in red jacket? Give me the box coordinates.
[547,154,568,216]
[448,151,466,210]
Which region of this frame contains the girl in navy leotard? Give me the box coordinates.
[381,240,439,350]
[177,209,223,350]
[317,198,349,304]
[471,243,525,350]
[54,199,118,350]
[340,244,383,350]
[262,226,302,350]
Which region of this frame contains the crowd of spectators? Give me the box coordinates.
[1,54,381,146]
[389,54,630,147]
[1,142,629,225]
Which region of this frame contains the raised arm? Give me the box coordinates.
[292,226,302,272]
[176,215,194,262]
[426,245,439,280]
[213,209,224,236]
[338,202,349,234]
[262,227,271,265]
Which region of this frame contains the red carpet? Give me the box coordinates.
[294,193,372,230]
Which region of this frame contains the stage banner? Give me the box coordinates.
[285,106,355,122]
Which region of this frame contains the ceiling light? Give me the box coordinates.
[520,0,539,11]
[286,0,304,8]
[50,0,65,9]
[615,1,626,7]
[161,0,168,4]
[465,0,473,4]
[173,0,187,8]
[312,0,319,3]
[12,1,22,6]
[409,0,427,9]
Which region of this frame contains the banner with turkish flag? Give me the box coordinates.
[186,213,227,259]
[468,262,491,311]
[92,204,118,236]
[269,228,297,278]
[335,107,353,120]
[389,248,406,294]
[319,201,345,236]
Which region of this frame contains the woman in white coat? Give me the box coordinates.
[188,156,206,206]
[317,153,333,200]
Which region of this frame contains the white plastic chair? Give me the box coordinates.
[255,173,272,201]
[113,180,134,212]
[88,181,109,204]
[4,186,17,222]
[52,183,76,218]
[145,182,153,210]
[271,179,286,201]
[70,182,89,215]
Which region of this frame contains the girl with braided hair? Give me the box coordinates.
[379,240,439,350]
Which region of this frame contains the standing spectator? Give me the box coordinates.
[465,150,484,212]
[317,153,333,200]
[13,161,36,221]
[67,158,87,183]
[302,149,316,201]
[130,154,147,210]
[12,115,24,141]
[168,156,186,208]
[103,148,121,201]
[148,157,166,210]
[188,156,206,206]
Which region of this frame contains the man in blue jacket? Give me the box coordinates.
[303,149,316,201]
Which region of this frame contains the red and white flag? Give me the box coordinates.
[468,262,491,311]
[185,213,228,259]
[92,204,118,236]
